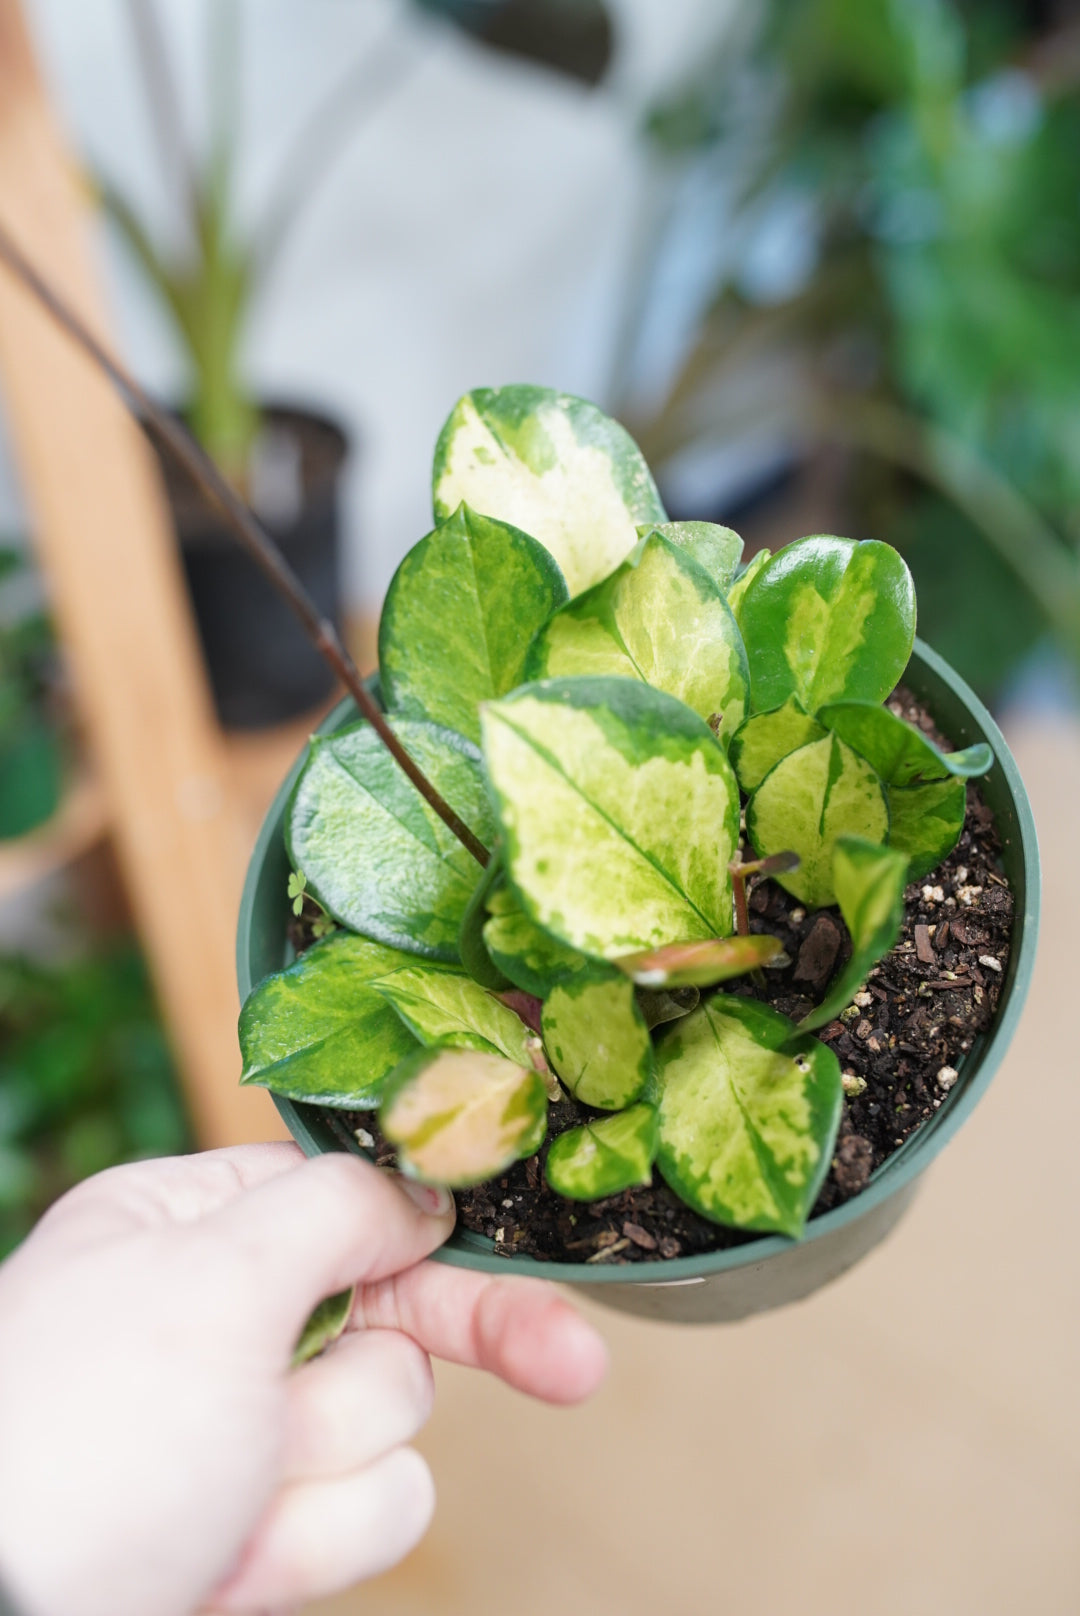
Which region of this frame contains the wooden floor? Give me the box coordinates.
[311,709,1080,1616]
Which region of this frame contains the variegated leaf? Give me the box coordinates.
[636,520,743,589]
[799,837,909,1032]
[541,972,652,1110]
[481,880,592,997]
[746,733,889,908]
[615,934,783,988]
[239,933,419,1108]
[432,386,665,596]
[524,533,749,739]
[656,995,842,1237]
[887,775,967,881]
[458,855,512,990]
[287,718,495,961]
[734,536,916,715]
[818,700,992,786]
[292,1289,354,1368]
[380,1047,547,1187]
[729,698,827,793]
[545,1104,658,1201]
[635,986,700,1029]
[481,677,740,959]
[726,547,770,614]
[372,963,536,1065]
[379,502,568,745]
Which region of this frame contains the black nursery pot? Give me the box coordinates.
[163,405,347,729]
[237,640,1039,1324]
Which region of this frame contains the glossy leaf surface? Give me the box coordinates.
[432,386,665,596]
[373,964,535,1065]
[380,1047,547,1187]
[288,718,495,961]
[656,996,842,1237]
[239,933,418,1108]
[818,700,992,785]
[615,933,783,988]
[636,520,743,589]
[725,547,770,614]
[746,733,889,908]
[541,973,651,1109]
[481,881,592,997]
[735,536,916,714]
[379,502,567,745]
[799,837,909,1032]
[887,775,967,881]
[729,698,827,793]
[524,533,749,738]
[545,1104,658,1201]
[482,677,740,958]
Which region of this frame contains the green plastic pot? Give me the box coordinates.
[236,640,1039,1324]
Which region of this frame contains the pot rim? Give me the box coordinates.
[236,638,1040,1287]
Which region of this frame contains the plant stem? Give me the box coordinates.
[0,219,489,868]
[731,866,750,937]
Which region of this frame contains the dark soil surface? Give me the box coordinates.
[327,687,1014,1266]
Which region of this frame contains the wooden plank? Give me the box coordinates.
[0,0,287,1146]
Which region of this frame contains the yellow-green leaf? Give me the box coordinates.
[818,700,992,785]
[887,776,967,881]
[799,837,909,1032]
[372,963,536,1065]
[432,385,665,596]
[524,532,749,739]
[545,1105,658,1201]
[292,1289,354,1368]
[636,520,743,589]
[481,677,740,959]
[541,973,652,1109]
[656,996,842,1237]
[729,698,827,792]
[746,733,889,908]
[379,502,568,746]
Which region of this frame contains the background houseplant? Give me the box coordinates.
[0,546,62,840]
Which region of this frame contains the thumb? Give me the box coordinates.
[199,1153,455,1343]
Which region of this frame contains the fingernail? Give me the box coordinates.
[398,1176,455,1217]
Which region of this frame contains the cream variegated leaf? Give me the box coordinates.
[746,733,889,908]
[524,533,749,739]
[636,520,743,589]
[432,386,665,596]
[380,1047,547,1187]
[372,963,536,1065]
[656,996,842,1237]
[545,1104,658,1201]
[541,972,652,1110]
[729,698,827,792]
[481,677,740,960]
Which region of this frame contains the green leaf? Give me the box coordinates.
[372,963,536,1065]
[432,385,665,596]
[292,1288,354,1368]
[287,718,495,961]
[481,677,740,959]
[656,996,842,1237]
[545,1104,658,1201]
[541,972,652,1109]
[614,933,783,988]
[799,837,909,1032]
[818,700,992,785]
[635,986,700,1029]
[726,547,771,614]
[637,520,743,589]
[239,932,419,1108]
[378,502,568,746]
[746,733,889,908]
[481,881,593,997]
[380,1047,547,1187]
[729,698,828,792]
[458,856,512,990]
[524,533,749,739]
[734,536,916,714]
[886,776,967,881]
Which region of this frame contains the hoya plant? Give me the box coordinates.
[239,385,993,1242]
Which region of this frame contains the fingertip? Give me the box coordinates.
[483,1282,609,1405]
[532,1298,610,1405]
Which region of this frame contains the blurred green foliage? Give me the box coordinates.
[0,946,190,1258]
[0,547,63,840]
[640,0,1080,699]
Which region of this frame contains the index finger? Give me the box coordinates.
[351,1263,608,1406]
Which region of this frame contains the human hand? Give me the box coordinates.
[0,1145,607,1616]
